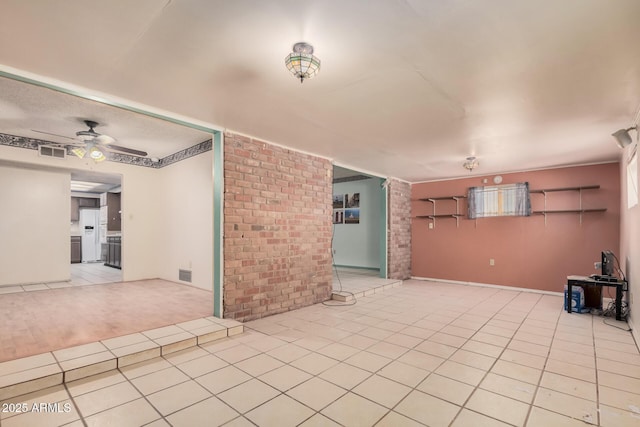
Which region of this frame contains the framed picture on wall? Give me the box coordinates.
[333,194,345,209]
[345,208,360,224]
[333,210,344,224]
[345,193,360,208]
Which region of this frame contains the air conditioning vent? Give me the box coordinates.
[39,145,66,159]
[179,269,192,283]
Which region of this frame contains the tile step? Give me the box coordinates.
[331,280,403,302]
[0,317,244,401]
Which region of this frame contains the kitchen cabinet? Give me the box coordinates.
[70,197,99,221]
[78,197,99,208]
[70,197,79,221]
[70,236,82,263]
[106,193,121,231]
[104,236,121,269]
[101,243,108,262]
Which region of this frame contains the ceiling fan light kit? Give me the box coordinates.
[75,120,101,140]
[71,147,86,159]
[285,42,321,83]
[38,119,148,163]
[89,146,106,162]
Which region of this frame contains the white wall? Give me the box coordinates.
[0,165,70,285]
[0,144,163,284]
[619,144,639,343]
[156,152,213,290]
[120,166,163,281]
[332,178,382,269]
[0,144,216,288]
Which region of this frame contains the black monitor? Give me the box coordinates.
[601,250,615,276]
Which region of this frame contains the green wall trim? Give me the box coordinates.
[213,132,223,318]
[379,178,388,278]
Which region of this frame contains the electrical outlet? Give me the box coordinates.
[489,258,495,266]
[428,223,434,229]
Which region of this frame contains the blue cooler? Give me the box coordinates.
[564,285,587,313]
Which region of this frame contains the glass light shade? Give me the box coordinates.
[89,146,106,162]
[285,42,320,83]
[463,156,479,171]
[71,147,86,159]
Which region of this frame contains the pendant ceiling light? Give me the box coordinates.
[463,156,479,172]
[285,42,321,83]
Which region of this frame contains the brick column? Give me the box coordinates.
[388,179,412,279]
[223,132,333,321]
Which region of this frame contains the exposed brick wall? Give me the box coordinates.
[388,179,412,279]
[223,132,333,321]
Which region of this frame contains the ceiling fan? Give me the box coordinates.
[33,120,148,162]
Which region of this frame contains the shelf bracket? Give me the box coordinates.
[453,196,462,228]
[579,187,583,225]
[543,190,547,226]
[431,199,436,229]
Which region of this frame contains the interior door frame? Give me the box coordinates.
[0,68,225,317]
[332,163,389,279]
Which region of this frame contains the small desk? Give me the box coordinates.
[566,275,628,321]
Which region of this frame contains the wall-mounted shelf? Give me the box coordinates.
[414,185,606,227]
[416,214,464,219]
[529,185,600,194]
[533,209,607,214]
[416,196,466,227]
[418,196,467,201]
[529,185,605,224]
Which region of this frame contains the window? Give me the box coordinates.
[628,147,638,209]
[468,182,531,219]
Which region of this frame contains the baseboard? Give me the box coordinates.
[1,277,71,288]
[410,276,563,296]
[334,265,380,271]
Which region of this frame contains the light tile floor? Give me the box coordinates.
[2,279,639,426]
[70,262,122,286]
[0,263,122,296]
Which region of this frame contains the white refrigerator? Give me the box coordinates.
[79,208,101,262]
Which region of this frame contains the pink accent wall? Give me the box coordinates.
[411,163,620,292]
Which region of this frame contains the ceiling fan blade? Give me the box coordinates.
[106,144,148,157]
[31,129,77,140]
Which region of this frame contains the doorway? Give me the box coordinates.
[0,69,223,316]
[331,165,392,296]
[70,171,123,286]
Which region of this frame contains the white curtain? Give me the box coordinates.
[468,182,531,219]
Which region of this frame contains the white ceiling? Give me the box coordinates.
[0,76,212,159]
[0,0,638,182]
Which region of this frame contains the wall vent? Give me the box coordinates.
[179,269,192,283]
[38,145,66,159]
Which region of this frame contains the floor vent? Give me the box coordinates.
[39,145,66,159]
[179,269,192,283]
